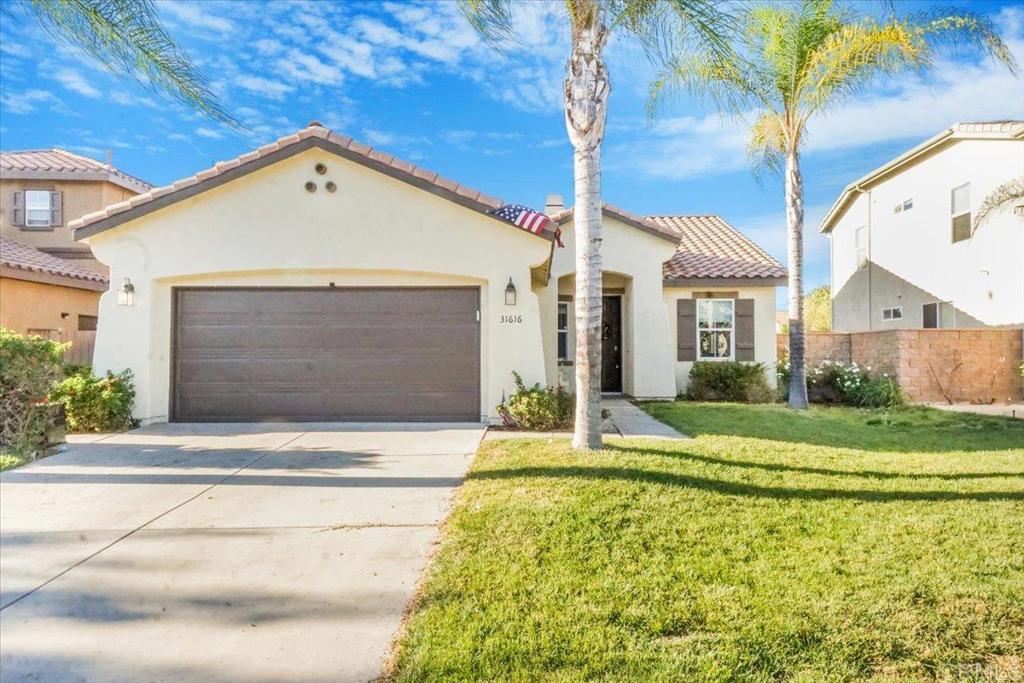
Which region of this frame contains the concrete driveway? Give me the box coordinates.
[0,422,484,683]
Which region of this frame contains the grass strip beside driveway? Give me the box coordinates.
[390,404,1024,682]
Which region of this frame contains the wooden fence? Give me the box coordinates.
[63,330,96,366]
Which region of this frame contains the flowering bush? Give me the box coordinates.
[778,359,903,409]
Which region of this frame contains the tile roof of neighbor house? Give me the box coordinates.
[0,149,152,194]
[0,237,109,287]
[69,122,558,243]
[650,215,787,281]
[820,120,1024,233]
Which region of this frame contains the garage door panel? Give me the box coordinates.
[173,288,480,422]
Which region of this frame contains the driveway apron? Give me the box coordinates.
[0,422,483,683]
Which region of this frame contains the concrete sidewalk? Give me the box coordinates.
[485,397,687,441]
[0,422,484,683]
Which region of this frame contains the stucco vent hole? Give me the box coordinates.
[305,181,317,192]
[325,181,337,193]
[315,163,327,175]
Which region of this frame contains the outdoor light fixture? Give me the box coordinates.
[505,278,517,306]
[117,278,135,307]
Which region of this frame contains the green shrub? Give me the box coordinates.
[496,371,573,431]
[51,369,136,433]
[0,328,67,458]
[687,362,774,403]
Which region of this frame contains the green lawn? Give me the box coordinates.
[390,404,1024,682]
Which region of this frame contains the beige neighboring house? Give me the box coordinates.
[0,237,108,347]
[70,123,784,424]
[821,121,1024,332]
[1,149,151,275]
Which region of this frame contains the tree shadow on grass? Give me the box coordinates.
[612,445,1024,481]
[468,466,1024,503]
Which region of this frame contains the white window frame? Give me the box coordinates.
[24,190,52,228]
[951,183,971,243]
[881,306,903,322]
[696,299,735,361]
[855,225,867,268]
[557,301,570,362]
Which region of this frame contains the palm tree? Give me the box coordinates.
[6,0,235,126]
[459,0,730,449]
[650,0,1017,408]
[974,176,1024,231]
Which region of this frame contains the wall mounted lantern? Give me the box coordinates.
[117,278,135,307]
[505,278,517,306]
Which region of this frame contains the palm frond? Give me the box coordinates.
[912,8,1019,76]
[456,0,515,48]
[647,50,766,119]
[800,20,924,116]
[27,0,237,128]
[747,110,786,178]
[973,176,1024,232]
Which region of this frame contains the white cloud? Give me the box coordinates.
[111,90,157,108]
[158,1,234,33]
[0,88,60,114]
[253,38,284,55]
[52,68,100,98]
[277,49,344,85]
[168,133,189,141]
[234,74,294,101]
[0,41,32,58]
[362,128,424,148]
[195,126,224,139]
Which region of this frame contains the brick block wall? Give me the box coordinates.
[778,329,1023,403]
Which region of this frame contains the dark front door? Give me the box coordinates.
[172,287,480,422]
[601,296,622,393]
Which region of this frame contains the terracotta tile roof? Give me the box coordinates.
[0,149,152,194]
[650,215,787,281]
[0,237,109,286]
[550,203,680,243]
[70,122,556,243]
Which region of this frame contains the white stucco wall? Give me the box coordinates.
[830,137,1024,330]
[84,148,551,423]
[540,214,678,399]
[664,285,778,395]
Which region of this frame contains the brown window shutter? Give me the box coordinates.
[735,298,755,361]
[677,298,696,361]
[11,191,24,227]
[50,191,63,227]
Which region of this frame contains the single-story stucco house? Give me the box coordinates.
[69,122,785,424]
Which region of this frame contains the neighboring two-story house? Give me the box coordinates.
[0,149,150,347]
[820,121,1024,332]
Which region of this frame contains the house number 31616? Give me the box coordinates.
[500,314,523,324]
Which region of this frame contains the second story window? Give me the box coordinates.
[557,301,570,362]
[24,190,53,228]
[855,226,867,268]
[881,306,903,321]
[951,183,971,243]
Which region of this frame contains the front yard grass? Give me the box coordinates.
[390,404,1024,682]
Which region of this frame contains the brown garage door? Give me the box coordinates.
[172,287,480,422]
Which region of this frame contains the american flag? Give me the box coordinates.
[489,203,551,235]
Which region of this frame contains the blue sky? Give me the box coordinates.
[1,0,1022,308]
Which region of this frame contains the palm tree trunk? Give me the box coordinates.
[564,17,609,450]
[786,148,809,409]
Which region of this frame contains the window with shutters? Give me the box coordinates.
[697,299,734,360]
[24,190,53,228]
[557,301,570,362]
[855,226,867,268]
[951,183,971,243]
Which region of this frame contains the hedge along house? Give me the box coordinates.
[70,123,785,424]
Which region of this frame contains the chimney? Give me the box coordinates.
[105,150,113,166]
[544,193,564,216]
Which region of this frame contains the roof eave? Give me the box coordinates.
[0,265,109,291]
[663,275,786,287]
[0,169,150,194]
[73,135,555,244]
[553,206,680,244]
